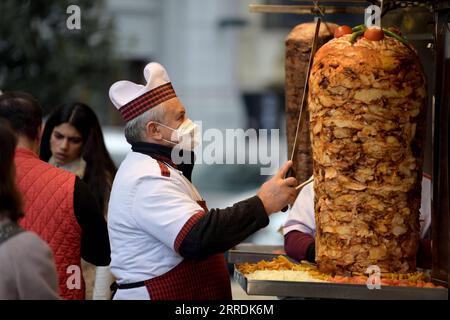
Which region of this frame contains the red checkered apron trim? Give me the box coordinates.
[174,210,205,253]
[157,160,170,177]
[119,82,177,121]
[144,253,232,300]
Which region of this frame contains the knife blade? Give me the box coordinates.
[282,17,321,212]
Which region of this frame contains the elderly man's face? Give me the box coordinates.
[156,98,186,145]
[163,98,186,129]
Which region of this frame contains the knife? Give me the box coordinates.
[282,17,321,212]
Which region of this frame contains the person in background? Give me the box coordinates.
[107,62,298,300]
[283,174,432,268]
[0,119,59,300]
[0,92,111,300]
[39,102,116,300]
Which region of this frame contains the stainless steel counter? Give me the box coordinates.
[234,268,448,300]
[230,244,448,300]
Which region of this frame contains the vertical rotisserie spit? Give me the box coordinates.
[308,27,427,274]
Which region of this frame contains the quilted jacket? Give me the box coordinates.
[15,148,85,300]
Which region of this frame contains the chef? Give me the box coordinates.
[107,62,298,300]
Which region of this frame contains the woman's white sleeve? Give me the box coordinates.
[92,266,114,300]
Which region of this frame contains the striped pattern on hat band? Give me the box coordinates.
[119,82,176,121]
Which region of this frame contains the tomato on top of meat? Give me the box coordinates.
[334,25,353,38]
[364,27,385,41]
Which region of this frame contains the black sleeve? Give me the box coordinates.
[178,196,269,260]
[73,178,111,266]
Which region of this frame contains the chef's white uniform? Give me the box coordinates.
[108,151,205,300]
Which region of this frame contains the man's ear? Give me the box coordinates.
[146,122,162,141]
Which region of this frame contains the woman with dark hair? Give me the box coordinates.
[0,120,59,299]
[40,102,117,217]
[40,102,116,300]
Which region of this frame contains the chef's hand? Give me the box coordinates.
[257,161,298,215]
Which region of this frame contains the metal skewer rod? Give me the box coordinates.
[249,4,364,15]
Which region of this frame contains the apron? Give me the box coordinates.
[144,197,231,300]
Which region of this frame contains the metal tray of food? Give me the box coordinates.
[228,244,286,264]
[234,268,448,300]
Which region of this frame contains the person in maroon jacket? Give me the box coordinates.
[283,175,432,268]
[0,92,111,299]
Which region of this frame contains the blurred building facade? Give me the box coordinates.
[105,0,289,132]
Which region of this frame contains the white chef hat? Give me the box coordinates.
[109,62,177,122]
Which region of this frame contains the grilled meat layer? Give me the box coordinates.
[308,34,427,273]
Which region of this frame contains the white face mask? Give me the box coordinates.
[155,118,200,151]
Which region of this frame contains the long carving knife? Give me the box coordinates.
[282,17,321,212]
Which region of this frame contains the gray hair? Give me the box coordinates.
[124,104,166,144]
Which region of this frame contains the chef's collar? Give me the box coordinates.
[131,142,195,181]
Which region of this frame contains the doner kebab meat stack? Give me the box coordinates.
[308,26,427,274]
